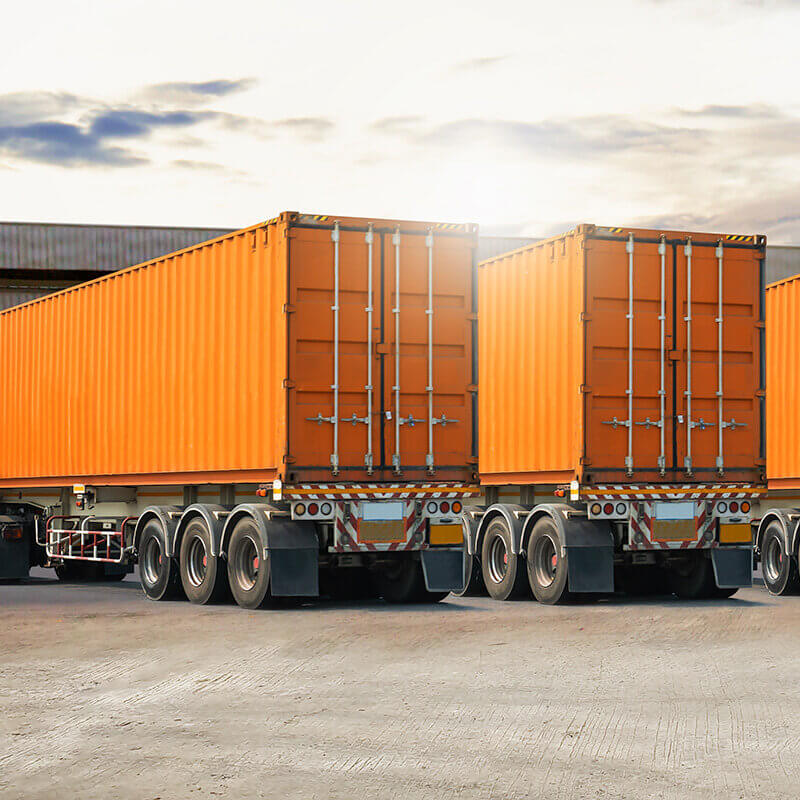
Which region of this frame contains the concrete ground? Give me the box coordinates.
[1,571,798,800]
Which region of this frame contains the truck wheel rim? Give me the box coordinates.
[186,535,208,587]
[141,537,162,586]
[487,535,509,584]
[233,535,260,592]
[764,536,784,584]
[533,535,558,588]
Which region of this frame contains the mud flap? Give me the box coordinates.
[421,548,464,593]
[711,547,753,588]
[566,546,614,593]
[269,549,319,596]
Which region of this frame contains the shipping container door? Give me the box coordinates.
[673,239,761,478]
[289,222,381,476]
[383,228,472,478]
[585,234,676,481]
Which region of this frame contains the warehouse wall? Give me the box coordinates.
[0,221,233,312]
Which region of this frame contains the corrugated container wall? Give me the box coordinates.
[0,213,476,488]
[766,274,800,488]
[479,225,765,486]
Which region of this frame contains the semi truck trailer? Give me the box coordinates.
[0,212,479,606]
[756,272,800,595]
[461,224,765,603]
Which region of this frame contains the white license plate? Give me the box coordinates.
[361,501,404,522]
[654,501,694,521]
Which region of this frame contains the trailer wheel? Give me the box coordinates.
[526,517,571,604]
[227,517,273,609]
[454,551,488,597]
[373,556,448,604]
[480,517,527,601]
[761,522,800,596]
[138,521,183,601]
[667,554,715,600]
[179,518,230,605]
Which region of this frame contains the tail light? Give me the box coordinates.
[452,501,463,514]
[440,501,451,514]
[603,503,614,515]
[590,502,602,516]
[2,525,23,542]
[308,502,319,516]
[730,501,739,513]
[741,501,751,514]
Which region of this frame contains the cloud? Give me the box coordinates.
[172,158,229,172]
[0,78,334,168]
[89,109,203,139]
[0,91,88,125]
[451,55,508,72]
[273,117,335,142]
[138,78,258,105]
[0,121,146,166]
[371,115,425,135]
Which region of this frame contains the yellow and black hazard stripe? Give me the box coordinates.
[303,214,331,223]
[433,222,463,231]
[265,216,280,225]
[725,234,755,243]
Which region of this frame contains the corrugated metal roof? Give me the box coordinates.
[0,221,233,272]
[766,245,800,285]
[477,236,539,263]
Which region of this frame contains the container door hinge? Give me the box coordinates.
[580,384,592,394]
[283,303,296,314]
[283,379,296,389]
[580,312,592,322]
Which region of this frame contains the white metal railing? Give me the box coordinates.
[46,515,134,564]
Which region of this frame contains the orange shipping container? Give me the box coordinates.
[479,224,765,486]
[0,212,477,488]
[766,273,800,489]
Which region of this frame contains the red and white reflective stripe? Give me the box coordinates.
[627,501,716,551]
[582,484,763,501]
[285,483,480,500]
[331,501,426,553]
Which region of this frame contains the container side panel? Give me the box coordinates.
[674,242,761,481]
[287,222,474,483]
[584,238,675,481]
[478,234,584,483]
[0,224,287,486]
[287,225,381,476]
[384,230,473,479]
[767,277,800,486]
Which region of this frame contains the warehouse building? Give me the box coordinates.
[0,221,232,312]
[1,223,798,313]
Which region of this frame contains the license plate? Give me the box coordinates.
[652,502,695,541]
[361,501,404,521]
[360,501,406,543]
[654,502,694,520]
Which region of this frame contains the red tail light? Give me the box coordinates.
[308,502,319,515]
[603,503,614,515]
[730,501,739,513]
[440,501,451,514]
[2,525,23,541]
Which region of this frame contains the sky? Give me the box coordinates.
[0,0,799,241]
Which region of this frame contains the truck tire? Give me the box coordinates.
[179,518,230,605]
[454,552,488,597]
[480,516,528,601]
[226,517,273,609]
[138,521,183,601]
[667,554,715,600]
[526,517,571,604]
[761,522,800,596]
[372,556,448,604]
